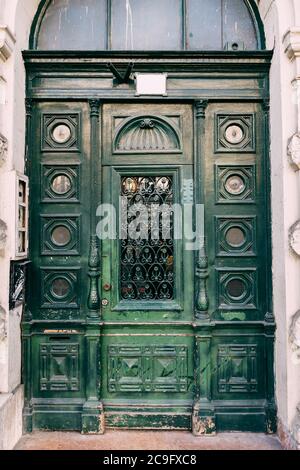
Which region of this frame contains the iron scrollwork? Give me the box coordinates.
[120,176,174,301]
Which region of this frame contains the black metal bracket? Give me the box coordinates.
[9,260,31,310]
[107,62,134,84]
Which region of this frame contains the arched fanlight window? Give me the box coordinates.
[31,0,265,51]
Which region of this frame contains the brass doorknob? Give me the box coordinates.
[103,283,112,291]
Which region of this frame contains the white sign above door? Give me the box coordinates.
[135,73,168,96]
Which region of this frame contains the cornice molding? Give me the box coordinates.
[22,51,273,76]
[283,28,300,61]
[0,25,16,63]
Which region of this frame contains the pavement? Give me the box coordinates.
[15,431,283,451]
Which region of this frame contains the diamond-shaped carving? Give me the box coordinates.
[217,268,257,309]
[41,215,80,255]
[42,165,80,203]
[215,216,256,256]
[42,114,80,152]
[121,358,140,378]
[217,345,258,394]
[41,268,80,308]
[108,345,188,393]
[216,114,255,153]
[40,343,80,392]
[216,165,256,203]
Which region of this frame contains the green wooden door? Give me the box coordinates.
[100,103,194,428]
[24,94,275,434]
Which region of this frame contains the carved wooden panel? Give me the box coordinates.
[215,165,256,204]
[217,345,258,393]
[114,115,182,154]
[215,114,255,153]
[40,343,80,392]
[41,215,80,256]
[41,268,80,309]
[103,104,193,165]
[41,114,80,152]
[108,345,188,393]
[215,216,256,256]
[217,268,257,309]
[41,165,80,203]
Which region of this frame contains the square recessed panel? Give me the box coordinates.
[216,268,257,310]
[41,268,80,309]
[41,215,81,256]
[215,216,257,256]
[40,343,80,392]
[217,344,259,394]
[215,165,256,204]
[41,164,81,203]
[215,114,255,153]
[41,113,81,152]
[108,345,188,393]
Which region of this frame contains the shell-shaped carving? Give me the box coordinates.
[114,116,181,153]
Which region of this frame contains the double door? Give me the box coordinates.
[26,99,272,432]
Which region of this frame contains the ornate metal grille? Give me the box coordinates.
[120,176,174,301]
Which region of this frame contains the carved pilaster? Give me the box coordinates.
[195,100,208,119]
[290,310,300,374]
[195,250,209,319]
[82,324,104,435]
[87,235,101,320]
[25,98,33,176]
[0,26,16,62]
[87,100,102,321]
[192,327,215,436]
[261,99,275,324]
[289,220,300,256]
[89,99,101,118]
[194,100,209,321]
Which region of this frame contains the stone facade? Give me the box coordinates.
[0,0,299,450]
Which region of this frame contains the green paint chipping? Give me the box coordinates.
[221,311,246,321]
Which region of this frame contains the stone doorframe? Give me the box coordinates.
[0,0,300,449]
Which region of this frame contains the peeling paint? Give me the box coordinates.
[220,311,246,321]
[192,415,216,436]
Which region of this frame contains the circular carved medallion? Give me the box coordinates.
[51,175,71,195]
[224,125,244,144]
[52,124,72,144]
[51,226,71,247]
[225,175,245,195]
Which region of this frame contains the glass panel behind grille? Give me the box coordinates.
[120,176,174,301]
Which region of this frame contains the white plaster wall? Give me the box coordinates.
[258,0,300,445]
[0,0,39,394]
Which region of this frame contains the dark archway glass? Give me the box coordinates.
[33,0,264,51]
